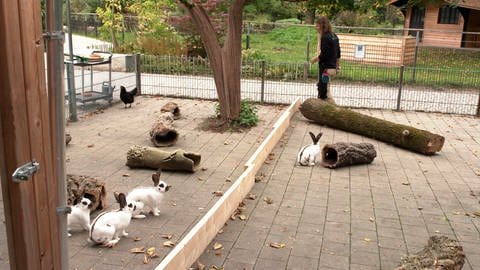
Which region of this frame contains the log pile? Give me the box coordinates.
[149,102,181,147]
[395,235,465,270]
[300,98,445,155]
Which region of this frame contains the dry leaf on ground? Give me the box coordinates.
[264,197,274,204]
[163,241,175,247]
[129,247,145,253]
[213,191,223,196]
[161,234,173,240]
[270,242,286,249]
[212,242,223,250]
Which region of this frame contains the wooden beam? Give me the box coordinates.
[156,98,300,270]
[0,0,62,269]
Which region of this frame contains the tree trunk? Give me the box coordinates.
[321,142,376,168]
[395,236,465,270]
[177,0,245,121]
[126,145,201,172]
[299,98,445,155]
[304,8,316,24]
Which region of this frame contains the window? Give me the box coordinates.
[438,6,460,24]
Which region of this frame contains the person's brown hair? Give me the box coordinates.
[315,16,332,34]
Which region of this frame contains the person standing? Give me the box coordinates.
[311,16,341,101]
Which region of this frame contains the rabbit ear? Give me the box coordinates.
[115,193,127,209]
[316,132,323,142]
[152,171,161,186]
[309,132,317,143]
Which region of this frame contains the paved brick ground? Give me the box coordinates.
[66,96,284,270]
[1,97,479,270]
[197,109,480,270]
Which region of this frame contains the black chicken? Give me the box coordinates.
[120,86,138,108]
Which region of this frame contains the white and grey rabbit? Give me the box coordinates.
[126,170,171,219]
[88,192,136,247]
[297,132,323,166]
[67,197,93,237]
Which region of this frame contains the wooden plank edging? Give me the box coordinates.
[155,98,300,270]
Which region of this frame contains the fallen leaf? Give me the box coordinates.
[369,217,375,222]
[225,177,232,182]
[269,242,286,249]
[122,173,130,177]
[171,202,177,206]
[161,234,173,240]
[264,197,274,204]
[473,212,480,217]
[238,214,246,221]
[129,247,145,253]
[198,177,205,181]
[201,167,208,171]
[163,241,175,247]
[87,144,94,148]
[223,141,229,145]
[418,207,423,210]
[213,242,223,250]
[218,229,224,234]
[213,191,224,196]
[146,247,156,256]
[133,237,141,241]
[211,265,224,270]
[248,194,256,200]
[143,254,150,264]
[363,237,372,242]
[401,182,410,185]
[197,261,205,270]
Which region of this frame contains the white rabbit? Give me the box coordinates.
[297,132,323,166]
[67,197,92,237]
[126,170,171,219]
[88,192,136,247]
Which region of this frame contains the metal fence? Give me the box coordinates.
[65,14,480,116]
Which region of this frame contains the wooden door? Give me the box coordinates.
[0,0,63,269]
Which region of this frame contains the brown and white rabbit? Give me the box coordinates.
[67,197,93,237]
[88,192,136,247]
[297,132,323,166]
[126,170,171,219]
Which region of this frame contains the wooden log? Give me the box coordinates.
[66,174,107,211]
[299,98,445,155]
[321,142,376,168]
[149,112,179,147]
[161,102,181,119]
[126,145,201,172]
[395,235,465,270]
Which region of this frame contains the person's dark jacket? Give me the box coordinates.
[319,32,341,69]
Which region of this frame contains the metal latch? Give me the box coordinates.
[12,160,40,182]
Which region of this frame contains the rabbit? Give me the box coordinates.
[297,132,323,166]
[67,197,93,237]
[88,192,137,247]
[126,170,171,219]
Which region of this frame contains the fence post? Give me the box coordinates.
[246,22,251,49]
[476,91,480,117]
[303,61,309,80]
[412,31,420,82]
[396,65,404,111]
[135,53,141,95]
[261,60,266,103]
[306,27,311,62]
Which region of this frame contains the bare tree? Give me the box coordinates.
[177,0,246,121]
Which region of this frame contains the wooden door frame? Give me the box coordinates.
[0,0,64,269]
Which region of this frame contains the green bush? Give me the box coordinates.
[215,100,259,128]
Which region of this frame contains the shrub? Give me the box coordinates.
[215,100,259,128]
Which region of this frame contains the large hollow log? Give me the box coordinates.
[150,112,179,147]
[395,235,465,270]
[66,174,107,211]
[300,98,445,155]
[321,142,376,168]
[126,145,201,172]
